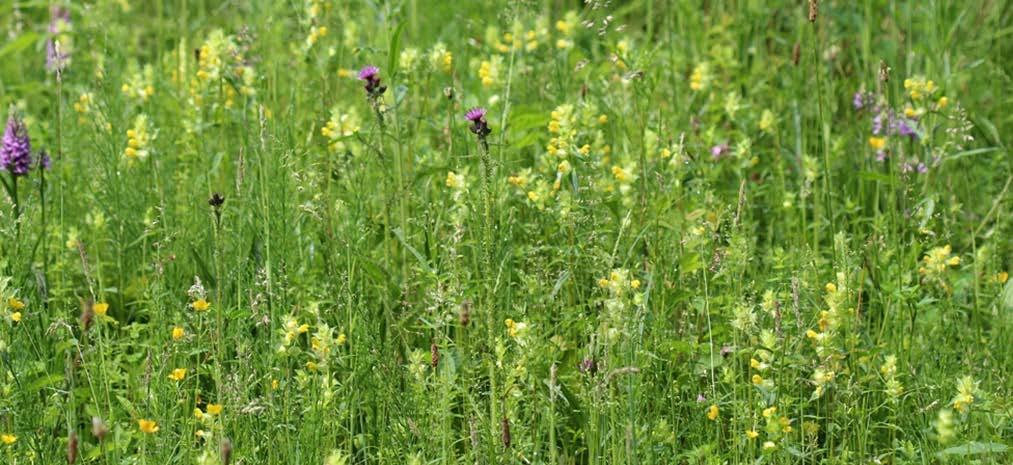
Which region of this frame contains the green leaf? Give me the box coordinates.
[28,373,64,392]
[937,441,1009,457]
[0,32,38,60]
[388,22,406,76]
[393,227,435,276]
[1002,278,1013,311]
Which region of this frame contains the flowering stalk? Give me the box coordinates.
[359,65,409,283]
[466,107,499,441]
[0,113,38,223]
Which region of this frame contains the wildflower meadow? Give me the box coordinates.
[0,1,1011,464]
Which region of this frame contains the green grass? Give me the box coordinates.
[0,0,1010,464]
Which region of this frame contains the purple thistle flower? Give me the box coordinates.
[710,143,729,160]
[357,65,386,96]
[1,115,33,176]
[917,162,928,174]
[465,107,487,123]
[466,107,491,139]
[357,65,379,81]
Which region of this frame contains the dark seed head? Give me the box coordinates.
[209,193,225,208]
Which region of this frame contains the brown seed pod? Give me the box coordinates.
[67,431,78,464]
[501,417,511,448]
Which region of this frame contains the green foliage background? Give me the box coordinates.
[0,0,1009,464]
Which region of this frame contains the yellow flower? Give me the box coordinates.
[172,326,185,341]
[445,171,466,190]
[936,96,949,109]
[630,279,641,289]
[759,109,776,133]
[706,404,719,420]
[11,312,21,323]
[168,368,187,381]
[751,374,763,385]
[996,271,1009,284]
[868,136,886,150]
[138,419,159,434]
[124,114,152,161]
[478,56,503,87]
[762,406,777,418]
[337,333,347,345]
[192,298,210,312]
[429,42,453,73]
[271,379,280,390]
[745,430,759,440]
[920,245,959,278]
[952,375,977,413]
[1,433,15,445]
[93,302,109,316]
[8,298,25,311]
[206,403,222,415]
[689,62,711,91]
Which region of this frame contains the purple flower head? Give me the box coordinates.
[466,107,491,139]
[720,345,734,356]
[45,6,72,73]
[578,358,598,376]
[357,65,379,81]
[875,150,887,162]
[39,150,52,171]
[896,119,917,138]
[1,115,33,176]
[853,92,865,110]
[871,114,883,135]
[917,162,928,174]
[465,107,487,123]
[710,143,729,160]
[357,65,386,96]
[696,394,707,403]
